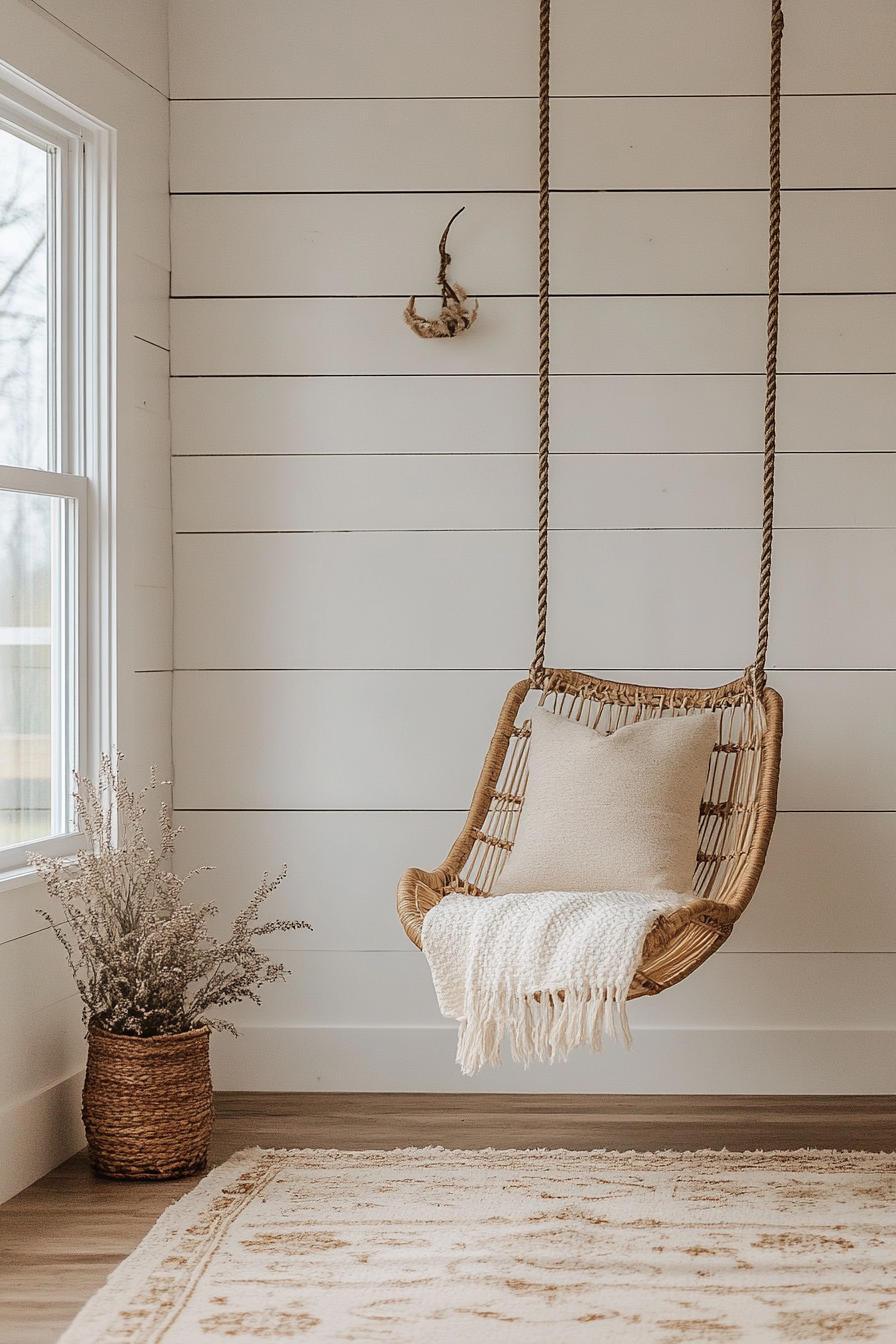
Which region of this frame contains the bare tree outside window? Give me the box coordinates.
[0,126,53,845]
[0,127,48,469]
[0,76,113,868]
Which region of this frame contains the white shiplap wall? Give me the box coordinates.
[0,0,172,1199]
[168,0,896,1092]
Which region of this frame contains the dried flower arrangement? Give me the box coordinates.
[32,755,310,1038]
[404,206,479,338]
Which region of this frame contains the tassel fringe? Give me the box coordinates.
[456,982,633,1076]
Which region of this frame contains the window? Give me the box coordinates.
[0,63,114,870]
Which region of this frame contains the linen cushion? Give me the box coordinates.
[490,707,718,898]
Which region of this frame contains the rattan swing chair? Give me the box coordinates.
[397,0,785,1002]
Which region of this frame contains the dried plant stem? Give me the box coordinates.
[31,754,310,1037]
[404,207,479,338]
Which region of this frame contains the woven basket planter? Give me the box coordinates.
[83,1021,214,1180]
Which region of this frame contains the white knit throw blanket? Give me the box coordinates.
[422,889,686,1075]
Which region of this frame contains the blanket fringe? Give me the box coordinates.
[457,984,633,1076]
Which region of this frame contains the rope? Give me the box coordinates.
[530,0,784,691]
[753,0,785,690]
[531,0,551,686]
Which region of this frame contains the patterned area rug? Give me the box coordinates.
[60,1147,896,1343]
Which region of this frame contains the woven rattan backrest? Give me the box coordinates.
[452,671,773,912]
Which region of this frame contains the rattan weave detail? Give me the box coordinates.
[397,671,782,997]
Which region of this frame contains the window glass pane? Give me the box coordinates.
[0,489,68,847]
[0,125,50,470]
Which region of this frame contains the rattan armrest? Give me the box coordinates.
[396,866,453,950]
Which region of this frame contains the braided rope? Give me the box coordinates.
[754,0,785,690]
[530,0,783,689]
[531,0,551,685]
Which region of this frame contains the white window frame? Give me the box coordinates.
[0,61,115,874]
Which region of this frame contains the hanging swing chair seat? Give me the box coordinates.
[398,0,787,1008]
[397,668,782,1001]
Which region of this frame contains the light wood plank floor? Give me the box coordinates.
[1,1093,893,1344]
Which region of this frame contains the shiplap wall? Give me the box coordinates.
[0,0,171,1200]
[168,0,896,1092]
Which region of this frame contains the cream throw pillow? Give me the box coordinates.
[491,707,718,898]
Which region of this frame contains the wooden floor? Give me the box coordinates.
[1,1092,893,1343]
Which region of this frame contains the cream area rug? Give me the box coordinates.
[60,1147,896,1343]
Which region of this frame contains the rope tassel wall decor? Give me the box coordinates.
[404,206,479,338]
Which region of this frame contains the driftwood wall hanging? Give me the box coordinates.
[404,207,479,338]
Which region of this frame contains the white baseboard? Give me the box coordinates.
[0,1071,85,1205]
[210,1027,896,1095]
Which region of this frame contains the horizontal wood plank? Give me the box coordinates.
[728,811,896,954]
[170,373,896,458]
[210,1025,896,1093]
[768,669,896,811]
[169,0,896,100]
[172,452,894,533]
[169,0,538,100]
[170,97,896,195]
[776,453,896,527]
[172,453,536,532]
[218,1090,896,1150]
[170,99,538,195]
[193,950,896,1031]
[553,94,896,192]
[172,669,519,811]
[171,669,896,811]
[170,296,537,376]
[171,810,464,952]
[549,529,896,671]
[173,809,896,956]
[173,531,535,671]
[555,189,896,296]
[171,374,542,457]
[171,295,893,376]
[553,295,894,375]
[555,0,896,99]
[172,527,895,672]
[171,192,538,298]
[170,190,896,298]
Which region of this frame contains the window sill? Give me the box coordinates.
[0,865,44,894]
[0,833,87,889]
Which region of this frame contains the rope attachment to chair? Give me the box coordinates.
[753,0,785,692]
[530,0,784,693]
[531,0,551,687]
